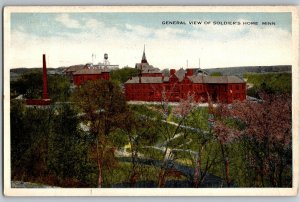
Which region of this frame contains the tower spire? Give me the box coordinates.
[141,44,148,64]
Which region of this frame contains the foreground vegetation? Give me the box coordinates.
[10,71,292,188]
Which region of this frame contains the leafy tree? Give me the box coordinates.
[152,92,198,187]
[11,70,70,101]
[48,75,71,102]
[11,100,96,187]
[48,104,95,187]
[10,100,27,176]
[172,97,220,188]
[110,67,139,84]
[72,79,130,187]
[120,106,160,187]
[11,101,55,180]
[244,73,291,97]
[11,70,43,99]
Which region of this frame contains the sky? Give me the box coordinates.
[9,12,292,69]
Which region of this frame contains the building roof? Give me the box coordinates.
[125,75,244,84]
[175,68,187,82]
[189,75,245,84]
[206,76,245,83]
[65,63,113,74]
[188,75,205,83]
[64,65,86,73]
[93,64,119,70]
[91,66,111,72]
[125,76,163,84]
[73,69,107,75]
[198,69,209,75]
[142,66,161,74]
[135,63,153,70]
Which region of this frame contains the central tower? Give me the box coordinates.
[141,45,148,64]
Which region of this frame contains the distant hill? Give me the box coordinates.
[203,65,291,77]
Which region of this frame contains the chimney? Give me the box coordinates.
[170,69,176,76]
[42,54,49,99]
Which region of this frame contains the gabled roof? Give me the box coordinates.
[189,75,245,84]
[142,66,161,74]
[175,68,186,82]
[169,73,179,81]
[135,63,153,70]
[205,76,245,83]
[73,69,104,75]
[188,75,205,83]
[125,76,162,84]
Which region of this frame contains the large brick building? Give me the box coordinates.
[72,67,110,86]
[64,63,110,86]
[64,53,117,86]
[125,50,246,103]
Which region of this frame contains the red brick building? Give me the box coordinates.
[73,67,110,86]
[64,53,117,86]
[125,50,246,103]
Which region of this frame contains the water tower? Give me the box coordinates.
[103,53,110,66]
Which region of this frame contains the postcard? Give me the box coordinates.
[3,6,299,196]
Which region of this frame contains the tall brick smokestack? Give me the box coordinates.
[42,54,49,99]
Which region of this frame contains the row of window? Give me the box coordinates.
[126,84,208,91]
[126,84,246,96]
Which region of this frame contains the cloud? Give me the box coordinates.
[154,27,186,39]
[10,15,292,70]
[125,24,153,37]
[55,14,81,29]
[16,25,25,32]
[84,18,104,31]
